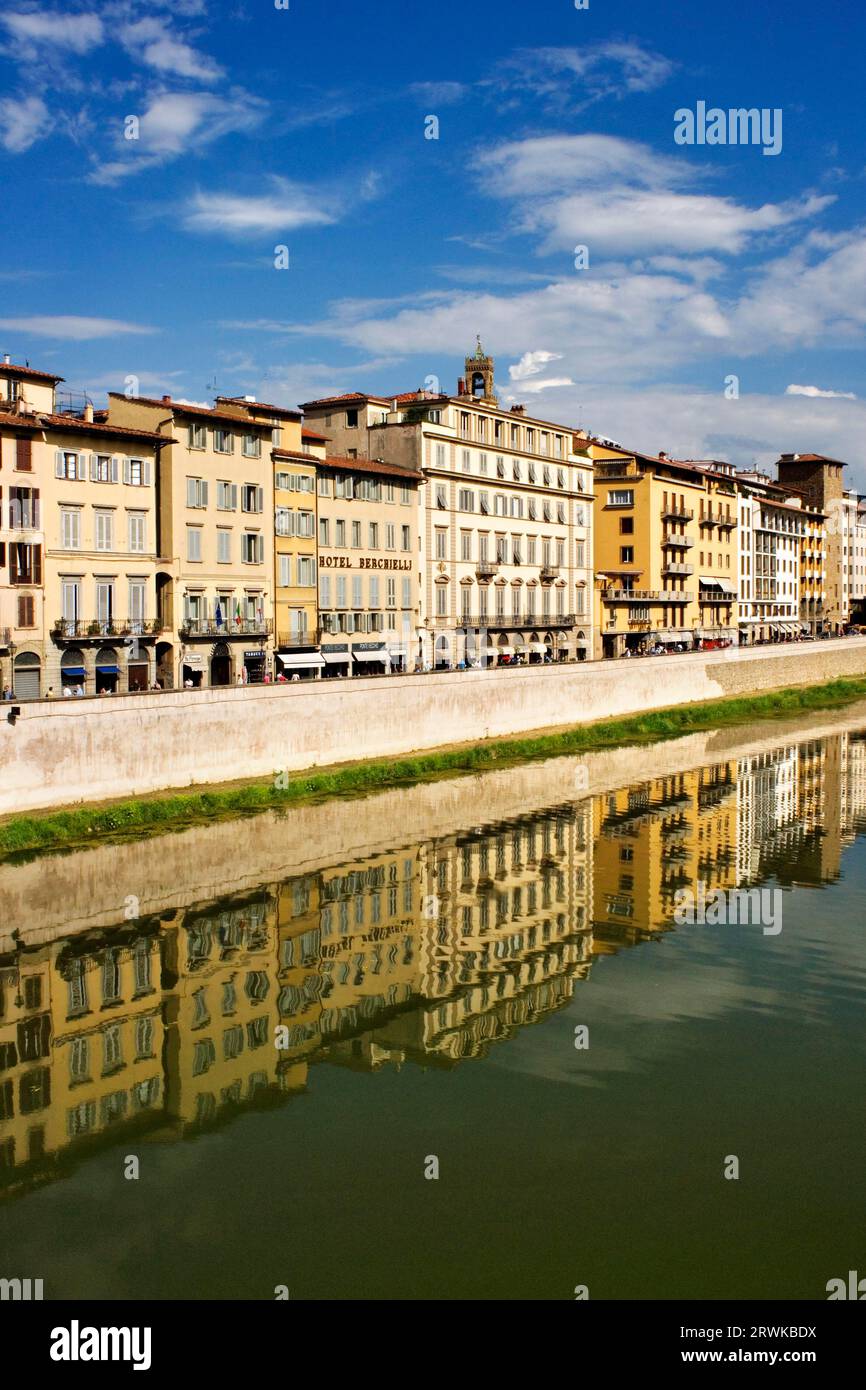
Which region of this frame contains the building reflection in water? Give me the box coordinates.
[1,729,865,1199]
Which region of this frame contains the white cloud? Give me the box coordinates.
[0,94,50,152]
[0,11,103,54]
[503,376,575,396]
[182,178,337,236]
[0,316,158,340]
[786,383,857,400]
[473,134,834,257]
[491,41,674,113]
[88,90,267,183]
[408,81,467,106]
[119,17,223,83]
[509,350,564,381]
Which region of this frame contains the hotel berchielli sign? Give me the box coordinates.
[319,554,413,570]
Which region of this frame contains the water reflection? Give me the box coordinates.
[1,728,865,1201]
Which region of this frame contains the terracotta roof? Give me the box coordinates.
[272,449,321,463]
[300,392,391,408]
[106,393,272,427]
[0,410,39,432]
[321,454,423,482]
[215,395,302,420]
[39,413,165,443]
[0,362,64,383]
[301,426,330,441]
[777,452,847,467]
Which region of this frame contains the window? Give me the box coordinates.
[385,482,395,503]
[462,449,471,473]
[319,518,330,546]
[435,529,447,560]
[386,577,396,607]
[401,484,411,505]
[352,575,363,608]
[56,451,83,480]
[609,489,634,507]
[402,576,412,608]
[369,575,380,607]
[619,516,634,534]
[557,469,566,489]
[214,428,234,453]
[17,593,35,627]
[188,422,206,449]
[92,454,113,483]
[242,532,264,564]
[187,527,202,562]
[241,484,263,513]
[297,511,314,538]
[94,510,113,551]
[336,576,347,608]
[401,525,411,551]
[297,556,315,586]
[128,512,146,553]
[318,475,331,496]
[621,546,634,563]
[186,477,208,508]
[242,434,261,458]
[385,523,395,550]
[346,409,358,427]
[436,586,447,617]
[335,519,346,547]
[217,529,231,564]
[576,539,585,567]
[352,520,362,548]
[557,503,566,525]
[460,531,472,561]
[369,522,379,548]
[217,481,237,510]
[280,554,292,587]
[126,458,147,487]
[61,509,81,550]
[496,457,506,479]
[458,488,474,512]
[436,485,447,509]
[318,573,330,606]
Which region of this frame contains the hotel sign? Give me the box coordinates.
[319,554,412,571]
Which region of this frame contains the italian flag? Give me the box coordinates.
[235,601,242,627]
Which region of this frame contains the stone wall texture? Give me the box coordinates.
[2,637,866,818]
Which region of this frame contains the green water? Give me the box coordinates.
[1,723,865,1300]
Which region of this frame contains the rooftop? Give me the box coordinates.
[321,454,423,482]
[0,360,64,383]
[107,393,272,427]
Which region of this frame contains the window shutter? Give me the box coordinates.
[230,483,238,510]
[186,478,196,507]
[55,450,65,478]
[0,542,5,568]
[256,486,263,513]
[16,437,32,471]
[257,535,264,563]
[111,456,120,484]
[33,544,42,585]
[123,457,131,485]
[9,545,18,583]
[200,480,209,507]
[143,459,152,487]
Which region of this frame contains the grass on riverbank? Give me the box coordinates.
[3,675,866,861]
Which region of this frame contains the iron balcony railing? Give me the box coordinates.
[539,565,560,580]
[180,617,274,638]
[661,505,694,522]
[662,563,695,576]
[475,562,499,578]
[661,535,694,549]
[52,618,162,639]
[603,589,694,603]
[453,613,576,628]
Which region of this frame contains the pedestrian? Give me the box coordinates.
[45,686,55,698]
[1,685,11,701]
[291,673,300,682]
[63,685,73,698]
[184,678,193,689]
[236,672,244,686]
[74,683,84,697]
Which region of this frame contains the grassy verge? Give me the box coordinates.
[3,675,866,862]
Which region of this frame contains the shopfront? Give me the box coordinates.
[243,649,266,684]
[182,652,205,687]
[353,641,389,676]
[321,643,350,678]
[276,650,325,680]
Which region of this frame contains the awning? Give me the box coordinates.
[321,650,350,664]
[61,666,86,678]
[95,665,119,674]
[498,646,515,656]
[353,651,388,664]
[277,652,325,669]
[529,642,548,653]
[484,646,498,656]
[699,577,736,594]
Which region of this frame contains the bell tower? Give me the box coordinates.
[462,336,497,404]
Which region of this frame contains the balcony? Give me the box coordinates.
[661,505,694,522]
[661,535,694,549]
[540,565,560,581]
[662,563,695,576]
[475,561,499,579]
[278,628,322,648]
[179,617,273,639]
[603,589,663,602]
[454,614,576,629]
[52,618,162,641]
[699,594,733,606]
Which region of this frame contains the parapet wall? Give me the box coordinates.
[1,638,866,816]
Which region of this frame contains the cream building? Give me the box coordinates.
[0,358,163,698]
[107,393,275,687]
[302,342,595,669]
[736,473,808,644]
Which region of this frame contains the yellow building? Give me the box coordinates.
[0,358,164,697]
[107,392,275,688]
[590,444,737,658]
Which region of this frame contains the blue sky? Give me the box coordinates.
[1,0,866,485]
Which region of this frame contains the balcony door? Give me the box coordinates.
[61,580,81,637]
[96,582,115,632]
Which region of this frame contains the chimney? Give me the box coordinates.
[659,450,667,459]
[2,353,9,365]
[83,401,94,423]
[457,376,466,396]
[162,394,172,404]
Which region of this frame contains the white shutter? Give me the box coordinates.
[111,456,120,484]
[257,535,264,563]
[89,454,97,481]
[55,450,65,478]
[186,477,196,507]
[143,459,152,487]
[200,479,209,507]
[256,486,263,513]
[230,483,238,510]
[123,457,131,485]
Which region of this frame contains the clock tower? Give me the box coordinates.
[461,336,497,405]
